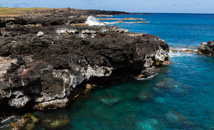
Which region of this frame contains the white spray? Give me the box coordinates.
[85,16,104,26]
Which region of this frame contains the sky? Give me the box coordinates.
[0,0,214,13]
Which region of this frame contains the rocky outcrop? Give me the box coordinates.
[0,9,169,114]
[198,41,214,56]
[0,8,129,28]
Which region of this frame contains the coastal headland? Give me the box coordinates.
[0,7,169,122]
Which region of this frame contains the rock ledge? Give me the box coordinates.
[0,9,169,114]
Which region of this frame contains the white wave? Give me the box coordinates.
[169,52,195,58]
[103,21,147,25]
[170,46,197,52]
[103,22,118,25]
[85,16,104,26]
[169,46,197,58]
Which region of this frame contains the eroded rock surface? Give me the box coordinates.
[198,40,214,56]
[0,9,169,113]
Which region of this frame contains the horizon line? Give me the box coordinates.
[1,7,214,14]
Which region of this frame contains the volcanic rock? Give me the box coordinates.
[0,8,169,113]
[198,40,214,56]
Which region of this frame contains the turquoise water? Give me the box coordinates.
[3,14,214,130]
[33,53,214,130]
[37,14,214,130]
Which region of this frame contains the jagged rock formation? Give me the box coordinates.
[0,9,169,113]
[198,41,214,56]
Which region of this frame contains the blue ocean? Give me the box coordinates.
[3,13,214,130]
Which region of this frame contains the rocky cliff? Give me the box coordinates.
[0,9,169,115]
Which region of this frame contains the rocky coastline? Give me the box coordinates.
[0,8,169,118]
[197,41,214,56]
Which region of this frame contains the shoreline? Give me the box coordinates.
[1,7,213,130]
[0,8,170,129]
[0,7,154,17]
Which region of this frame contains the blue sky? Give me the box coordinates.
[0,0,214,13]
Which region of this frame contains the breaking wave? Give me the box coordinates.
[104,21,148,25]
[85,16,104,26]
[169,52,195,58]
[170,46,197,51]
[169,46,197,58]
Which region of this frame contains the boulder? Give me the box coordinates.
[36,31,44,37]
[197,40,214,56]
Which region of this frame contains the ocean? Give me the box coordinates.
[3,13,214,130]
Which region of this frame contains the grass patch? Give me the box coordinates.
[0,7,53,16]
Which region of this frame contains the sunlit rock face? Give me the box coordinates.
[0,10,169,111]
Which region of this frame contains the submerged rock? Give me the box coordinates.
[154,97,165,104]
[138,91,154,102]
[154,78,189,95]
[155,78,178,89]
[100,97,122,105]
[164,111,194,129]
[42,115,69,130]
[10,113,38,130]
[137,119,166,130]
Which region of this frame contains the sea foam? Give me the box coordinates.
[169,52,195,58]
[85,16,104,26]
[169,46,197,58]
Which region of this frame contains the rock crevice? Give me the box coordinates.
[0,9,169,113]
